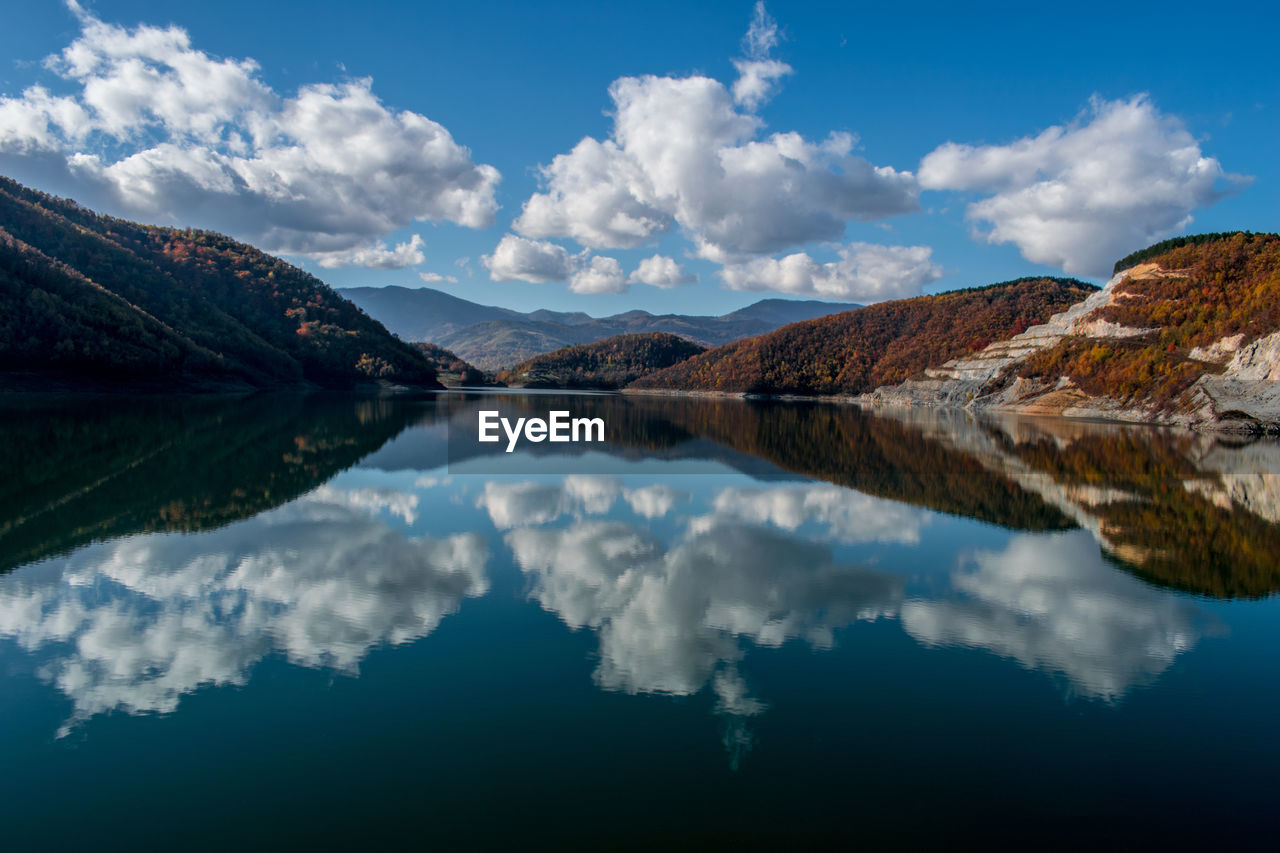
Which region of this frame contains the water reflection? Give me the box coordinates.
[0,487,487,735]
[711,483,929,544]
[0,393,443,573]
[2,390,1277,750]
[477,476,688,529]
[901,531,1212,700]
[509,513,903,767]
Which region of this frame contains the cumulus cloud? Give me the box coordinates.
[629,254,697,288]
[0,493,488,733]
[900,531,1210,700]
[482,233,626,293]
[482,234,577,283]
[718,241,942,301]
[417,271,458,285]
[919,95,1249,276]
[311,234,426,270]
[570,255,627,294]
[0,2,499,266]
[509,5,918,271]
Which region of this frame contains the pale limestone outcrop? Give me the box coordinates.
[1189,334,1244,364]
[864,265,1280,431]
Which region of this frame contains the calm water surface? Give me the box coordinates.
[1,393,1277,849]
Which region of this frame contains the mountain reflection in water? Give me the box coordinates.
[0,393,1271,739]
[3,391,1278,847]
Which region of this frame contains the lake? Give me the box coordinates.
[2,392,1277,849]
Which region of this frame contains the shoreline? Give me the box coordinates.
[621,386,1278,435]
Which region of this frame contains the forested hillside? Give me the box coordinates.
[498,332,706,389]
[631,278,1096,395]
[1019,232,1280,409]
[412,342,494,386]
[0,177,440,390]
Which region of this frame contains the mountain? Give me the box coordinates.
[497,332,706,389]
[412,342,497,386]
[865,233,1280,432]
[630,278,1096,396]
[0,176,441,391]
[339,284,860,370]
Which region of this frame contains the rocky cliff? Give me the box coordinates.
[864,233,1280,432]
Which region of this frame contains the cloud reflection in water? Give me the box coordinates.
[0,486,488,735]
[901,531,1212,700]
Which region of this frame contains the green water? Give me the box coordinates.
[1,392,1277,849]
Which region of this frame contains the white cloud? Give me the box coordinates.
[570,255,627,294]
[718,241,941,301]
[741,1,782,58]
[418,271,458,284]
[919,95,1249,276]
[731,59,793,111]
[482,234,577,283]
[509,5,918,272]
[629,254,697,288]
[731,2,792,110]
[0,4,499,267]
[482,233,625,293]
[312,234,426,270]
[513,137,670,251]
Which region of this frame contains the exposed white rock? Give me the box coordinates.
[864,263,1280,432]
[1189,334,1245,364]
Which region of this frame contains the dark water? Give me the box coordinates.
[2,392,1278,849]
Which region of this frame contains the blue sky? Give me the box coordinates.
[1,0,1276,315]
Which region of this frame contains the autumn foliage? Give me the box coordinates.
[499,332,706,389]
[1020,232,1280,409]
[0,176,440,390]
[632,278,1095,395]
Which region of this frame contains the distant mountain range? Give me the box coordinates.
[339,284,861,371]
[0,176,440,391]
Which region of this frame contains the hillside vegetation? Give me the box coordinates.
[1019,232,1280,409]
[632,278,1095,395]
[499,332,706,389]
[0,176,440,390]
[412,342,494,386]
[1112,231,1276,274]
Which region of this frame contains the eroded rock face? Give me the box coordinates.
[864,264,1280,432]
